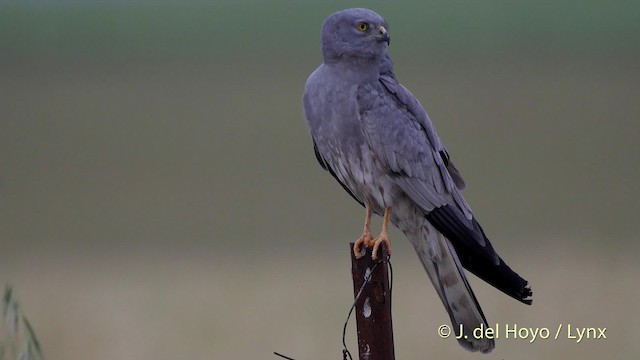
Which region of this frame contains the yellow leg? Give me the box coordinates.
[371,207,392,260]
[353,205,373,259]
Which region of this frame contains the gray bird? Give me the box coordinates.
[303,8,532,353]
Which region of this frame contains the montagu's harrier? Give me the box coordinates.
[303,8,532,353]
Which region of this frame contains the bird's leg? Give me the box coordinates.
[353,204,373,259]
[371,207,392,260]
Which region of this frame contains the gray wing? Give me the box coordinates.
[358,74,473,222]
[358,74,532,304]
[379,54,466,191]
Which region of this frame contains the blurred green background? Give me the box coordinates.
[1,1,639,359]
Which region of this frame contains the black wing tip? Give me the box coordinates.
[517,282,533,305]
[426,205,535,305]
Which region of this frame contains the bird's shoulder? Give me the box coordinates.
[303,65,331,132]
[304,65,351,112]
[359,73,460,165]
[303,64,345,96]
[303,65,325,105]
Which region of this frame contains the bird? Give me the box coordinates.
[302,8,532,353]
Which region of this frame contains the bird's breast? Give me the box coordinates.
[305,67,402,214]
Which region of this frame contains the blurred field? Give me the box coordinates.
[1,1,639,359]
[2,248,639,359]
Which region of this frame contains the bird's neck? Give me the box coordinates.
[324,56,381,82]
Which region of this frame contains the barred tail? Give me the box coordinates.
[406,223,495,353]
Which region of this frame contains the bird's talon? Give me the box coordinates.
[370,235,391,260]
[354,234,372,259]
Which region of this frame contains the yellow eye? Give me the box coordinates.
[357,22,368,32]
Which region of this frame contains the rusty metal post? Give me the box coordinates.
[349,243,395,360]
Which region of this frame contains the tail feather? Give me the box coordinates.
[407,224,495,353]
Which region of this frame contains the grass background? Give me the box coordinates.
[1,1,639,359]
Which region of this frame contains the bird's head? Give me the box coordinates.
[321,8,390,64]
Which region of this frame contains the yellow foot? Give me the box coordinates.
[353,233,372,259]
[371,235,391,260]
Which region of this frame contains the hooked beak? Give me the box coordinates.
[378,26,390,45]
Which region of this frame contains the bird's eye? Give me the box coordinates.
[356,22,368,32]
